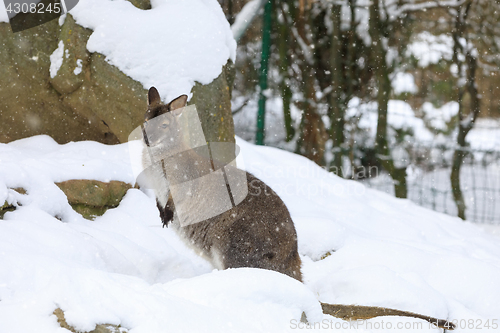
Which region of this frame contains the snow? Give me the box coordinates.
[49,41,65,79]
[1,135,500,332]
[407,32,454,68]
[421,101,459,131]
[391,72,418,95]
[346,98,434,144]
[354,5,371,46]
[0,3,7,23]
[74,59,83,75]
[233,95,301,149]
[59,13,66,26]
[67,0,236,102]
[231,0,265,42]
[412,103,500,150]
[466,118,500,151]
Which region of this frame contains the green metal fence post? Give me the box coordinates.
[256,0,273,146]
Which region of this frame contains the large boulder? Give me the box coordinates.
[0,0,235,145]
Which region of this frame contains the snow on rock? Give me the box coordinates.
[74,59,83,75]
[1,135,500,332]
[69,0,236,102]
[49,40,65,79]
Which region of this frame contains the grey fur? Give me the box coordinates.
[142,87,302,281]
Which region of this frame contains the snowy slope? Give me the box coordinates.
[0,135,499,332]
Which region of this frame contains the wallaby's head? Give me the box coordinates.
[143,87,189,150]
[144,87,188,122]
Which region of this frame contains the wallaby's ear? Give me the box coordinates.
[148,87,161,108]
[168,95,188,111]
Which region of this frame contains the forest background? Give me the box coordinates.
[218,0,500,222]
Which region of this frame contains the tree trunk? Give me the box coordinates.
[294,4,328,164]
[450,53,480,220]
[329,4,345,176]
[296,65,327,165]
[450,2,479,220]
[278,13,295,142]
[369,0,407,198]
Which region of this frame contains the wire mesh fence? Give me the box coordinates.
[359,143,500,224]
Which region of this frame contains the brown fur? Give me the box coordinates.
[165,171,302,281]
[142,87,454,330]
[143,88,301,281]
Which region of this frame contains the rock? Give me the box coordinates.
[49,14,89,96]
[0,201,12,219]
[0,188,26,219]
[190,60,236,145]
[67,204,111,220]
[0,0,235,145]
[128,0,151,10]
[0,181,132,220]
[55,180,132,219]
[0,19,103,143]
[61,51,147,143]
[56,180,132,207]
[53,308,126,333]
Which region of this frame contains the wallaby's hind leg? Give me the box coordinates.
[210,172,303,281]
[218,217,303,281]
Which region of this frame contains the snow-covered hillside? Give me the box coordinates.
[1,135,499,332]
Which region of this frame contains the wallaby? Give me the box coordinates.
[141,87,455,330]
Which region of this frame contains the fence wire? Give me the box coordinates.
[360,144,500,225]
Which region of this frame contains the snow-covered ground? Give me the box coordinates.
[1,135,499,332]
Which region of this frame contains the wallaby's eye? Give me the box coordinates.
[161,124,168,129]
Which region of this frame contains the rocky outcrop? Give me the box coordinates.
[0,188,25,219]
[0,200,14,219]
[190,60,236,144]
[0,182,131,220]
[0,0,235,145]
[55,180,133,219]
[54,308,126,333]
